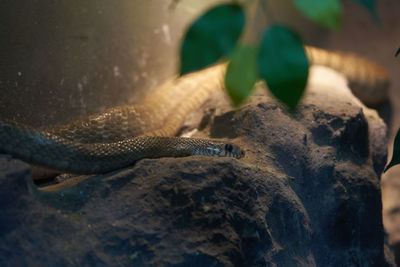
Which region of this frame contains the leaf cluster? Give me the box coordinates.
[178,0,400,173]
[179,0,376,110]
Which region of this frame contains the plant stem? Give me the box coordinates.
[259,0,276,24]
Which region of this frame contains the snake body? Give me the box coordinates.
[0,46,390,176]
[0,120,242,174]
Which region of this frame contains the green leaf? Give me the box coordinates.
[293,0,342,29]
[180,3,245,75]
[225,45,258,106]
[384,128,400,172]
[349,0,378,21]
[258,25,309,111]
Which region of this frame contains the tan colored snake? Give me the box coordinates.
[0,46,390,179]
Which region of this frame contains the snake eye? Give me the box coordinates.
[224,143,233,152]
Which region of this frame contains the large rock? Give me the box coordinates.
[0,66,393,266]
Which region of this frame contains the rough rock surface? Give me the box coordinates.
[0,67,393,266]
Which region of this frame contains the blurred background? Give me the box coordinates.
[0,0,399,260]
[0,0,220,127]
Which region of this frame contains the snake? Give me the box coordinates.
[0,46,390,180]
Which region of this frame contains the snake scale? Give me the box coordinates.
[0,46,390,178]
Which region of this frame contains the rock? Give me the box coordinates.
[0,66,393,266]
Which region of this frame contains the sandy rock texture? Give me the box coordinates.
[305,1,400,263]
[0,67,393,266]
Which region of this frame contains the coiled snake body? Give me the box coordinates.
[0,46,389,177]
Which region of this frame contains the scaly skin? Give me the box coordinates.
[0,46,389,190]
[0,119,243,174]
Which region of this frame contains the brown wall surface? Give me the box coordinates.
[0,0,221,127]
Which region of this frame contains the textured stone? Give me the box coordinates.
[0,66,393,266]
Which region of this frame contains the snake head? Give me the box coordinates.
[205,142,244,159]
